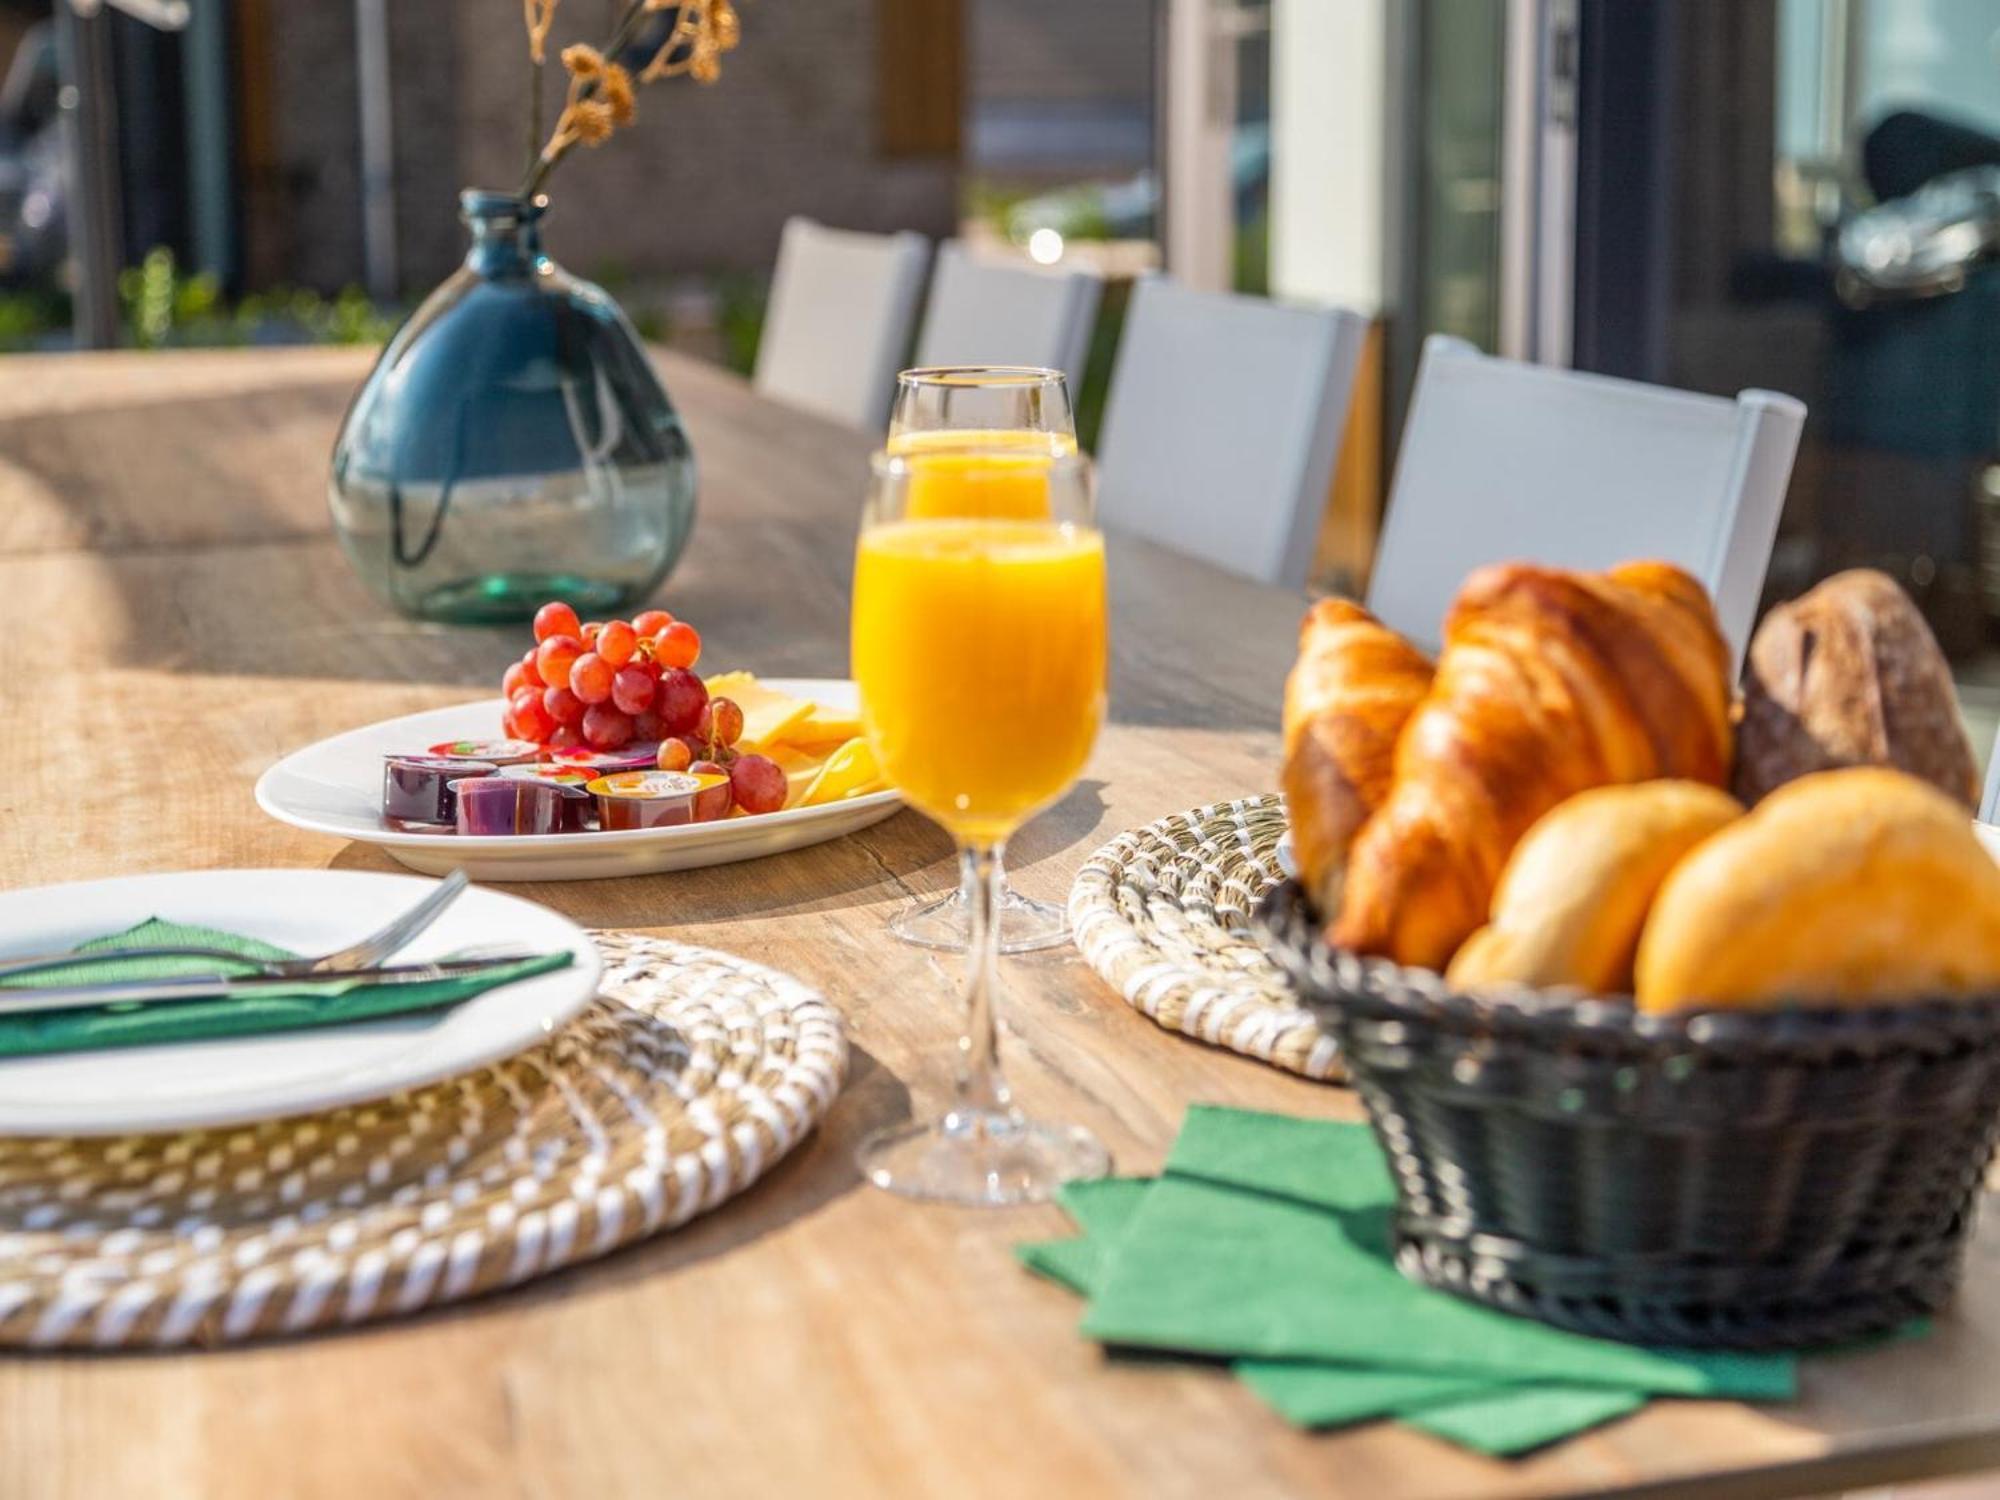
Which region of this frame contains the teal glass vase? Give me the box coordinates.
[329,190,697,623]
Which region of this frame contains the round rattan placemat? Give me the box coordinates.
[0,932,845,1350]
[1068,793,1340,1082]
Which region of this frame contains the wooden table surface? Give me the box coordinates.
[4,346,2000,1500]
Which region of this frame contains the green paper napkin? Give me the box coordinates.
[0,918,572,1056]
[1082,1111,1795,1400]
[1017,1106,1819,1457]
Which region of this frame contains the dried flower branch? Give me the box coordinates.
[524,0,560,176]
[523,0,559,63]
[519,0,741,198]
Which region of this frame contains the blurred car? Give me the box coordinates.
[1002,121,1270,251]
[0,22,67,286]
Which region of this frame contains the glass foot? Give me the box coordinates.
[889,885,1071,954]
[858,1110,1110,1206]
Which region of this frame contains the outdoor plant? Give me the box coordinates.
[520,0,741,198]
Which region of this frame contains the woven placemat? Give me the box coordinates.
[0,932,845,1350]
[1069,793,1340,1082]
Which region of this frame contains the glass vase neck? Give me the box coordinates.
[460,190,549,277]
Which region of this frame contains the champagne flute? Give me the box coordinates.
[888,365,1078,456]
[850,447,1110,1203]
[883,366,1078,954]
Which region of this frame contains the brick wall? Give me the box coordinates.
[257,0,959,295]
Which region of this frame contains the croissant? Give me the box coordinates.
[1281,600,1433,916]
[1331,561,1735,971]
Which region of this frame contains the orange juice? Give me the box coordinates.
[884,435,1074,521]
[852,518,1106,845]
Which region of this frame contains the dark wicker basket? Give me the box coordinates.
[1256,877,2000,1349]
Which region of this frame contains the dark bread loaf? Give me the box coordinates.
[1735,569,1977,809]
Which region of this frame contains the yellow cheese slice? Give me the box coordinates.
[787,703,863,746]
[701,671,816,752]
[763,744,830,808]
[799,738,885,806]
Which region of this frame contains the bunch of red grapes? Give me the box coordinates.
[502,601,787,816]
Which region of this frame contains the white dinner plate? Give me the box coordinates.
[0,868,601,1135]
[255,679,904,881]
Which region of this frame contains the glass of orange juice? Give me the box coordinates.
[883,367,1078,957]
[851,447,1110,1203]
[889,365,1078,457]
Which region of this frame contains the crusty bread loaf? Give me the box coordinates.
[1280,600,1433,917]
[1447,781,1742,994]
[1735,569,1977,809]
[1635,767,2000,1011]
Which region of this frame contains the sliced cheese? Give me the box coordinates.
[799,737,884,806]
[701,671,816,752]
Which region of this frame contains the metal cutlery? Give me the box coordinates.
[0,869,471,984]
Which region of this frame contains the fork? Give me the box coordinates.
[0,869,471,983]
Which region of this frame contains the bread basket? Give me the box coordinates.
[1257,877,2000,1349]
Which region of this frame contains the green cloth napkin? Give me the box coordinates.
[0,918,572,1056]
[1017,1106,1809,1458]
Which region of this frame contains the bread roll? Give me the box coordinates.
[1735,569,1976,809]
[1635,766,2000,1012]
[1280,600,1433,917]
[1447,781,1742,994]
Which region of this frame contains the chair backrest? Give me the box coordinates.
[1095,276,1368,589]
[752,217,932,431]
[913,242,1103,394]
[1368,335,1807,665]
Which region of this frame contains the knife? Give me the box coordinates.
[0,955,545,1018]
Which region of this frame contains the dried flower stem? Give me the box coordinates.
[519,0,739,199]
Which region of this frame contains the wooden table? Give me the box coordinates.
[4,347,2000,1500]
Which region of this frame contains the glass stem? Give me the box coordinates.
[953,841,1014,1120]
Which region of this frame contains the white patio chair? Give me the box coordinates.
[913,242,1103,395]
[1368,335,1807,666]
[1094,276,1369,589]
[752,217,932,431]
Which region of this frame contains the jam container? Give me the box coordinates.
[587,770,731,830]
[496,763,600,828]
[383,755,496,825]
[547,743,664,777]
[453,774,592,835]
[426,738,543,766]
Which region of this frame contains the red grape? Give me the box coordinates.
[501,704,523,739]
[542,684,585,726]
[698,696,745,750]
[611,664,656,715]
[655,667,709,736]
[511,687,557,741]
[569,650,614,705]
[533,601,581,643]
[689,760,735,820]
[502,660,535,700]
[580,621,604,647]
[596,620,637,668]
[633,608,674,637]
[536,634,583,689]
[654,621,701,668]
[632,706,665,741]
[581,703,634,750]
[655,737,693,773]
[549,724,582,749]
[729,754,786,815]
[518,648,545,685]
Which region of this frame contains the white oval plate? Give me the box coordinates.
[255,679,904,881]
[0,868,601,1136]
